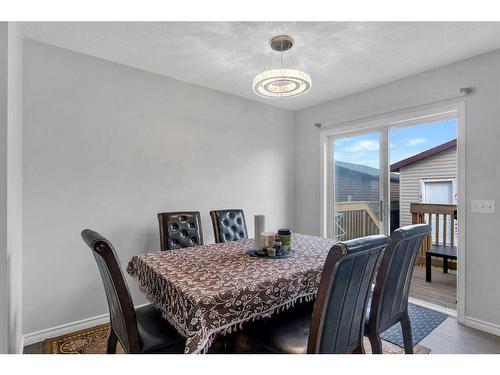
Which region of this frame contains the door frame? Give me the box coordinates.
[319,98,466,323]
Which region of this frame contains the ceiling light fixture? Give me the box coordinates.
[253,35,312,99]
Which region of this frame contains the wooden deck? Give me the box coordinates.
[410,265,457,310]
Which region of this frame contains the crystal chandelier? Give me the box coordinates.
[253,35,312,98]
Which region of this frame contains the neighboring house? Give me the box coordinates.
[391,139,457,229]
[335,160,400,202]
[335,161,400,232]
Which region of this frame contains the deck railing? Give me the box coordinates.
[335,201,381,241]
[410,202,457,267]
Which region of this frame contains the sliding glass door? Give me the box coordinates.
[327,117,458,242]
[322,102,464,319]
[331,131,388,240]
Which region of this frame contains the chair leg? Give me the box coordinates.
[426,253,432,282]
[107,329,118,354]
[368,332,383,354]
[443,256,448,273]
[400,313,414,354]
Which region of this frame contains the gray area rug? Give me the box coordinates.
[380,303,447,347]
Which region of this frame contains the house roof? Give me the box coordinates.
[390,139,457,172]
[336,161,400,182]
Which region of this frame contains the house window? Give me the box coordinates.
[420,178,457,245]
[420,178,457,204]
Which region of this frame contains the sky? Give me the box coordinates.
[333,119,457,169]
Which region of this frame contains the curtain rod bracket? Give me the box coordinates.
[460,87,475,96]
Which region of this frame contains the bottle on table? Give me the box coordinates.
[274,236,283,256]
[278,228,292,254]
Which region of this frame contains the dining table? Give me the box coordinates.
[127,233,337,354]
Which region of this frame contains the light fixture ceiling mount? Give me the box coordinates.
[253,35,312,99]
[270,35,294,52]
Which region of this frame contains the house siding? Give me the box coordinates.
[335,169,379,202]
[335,166,399,203]
[390,181,400,203]
[398,147,457,227]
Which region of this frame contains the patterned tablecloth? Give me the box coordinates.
[127,233,336,353]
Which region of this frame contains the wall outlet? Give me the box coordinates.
[471,200,496,214]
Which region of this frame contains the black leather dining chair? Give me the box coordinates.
[366,224,432,354]
[158,211,203,251]
[210,209,248,243]
[81,229,185,353]
[249,235,390,354]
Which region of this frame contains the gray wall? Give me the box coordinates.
[0,22,23,354]
[295,49,500,328]
[23,40,295,334]
[0,22,9,354]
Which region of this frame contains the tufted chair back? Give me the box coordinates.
[308,235,390,353]
[368,224,431,333]
[158,211,203,251]
[81,229,140,353]
[210,209,248,243]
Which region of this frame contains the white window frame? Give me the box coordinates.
[319,98,466,322]
[420,178,458,204]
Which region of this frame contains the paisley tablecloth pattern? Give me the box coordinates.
[127,233,336,353]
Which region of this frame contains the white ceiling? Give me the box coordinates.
[22,22,500,111]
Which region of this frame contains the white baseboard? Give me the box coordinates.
[464,316,500,337]
[23,313,110,347]
[409,297,457,318]
[23,303,148,347]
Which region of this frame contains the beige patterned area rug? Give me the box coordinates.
[43,324,126,354]
[42,323,430,354]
